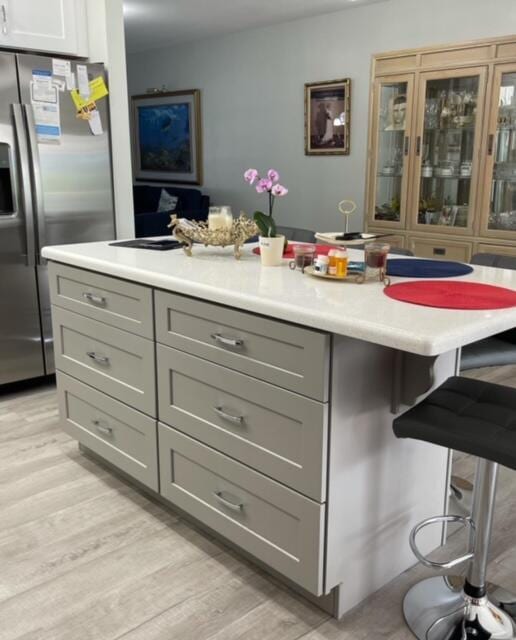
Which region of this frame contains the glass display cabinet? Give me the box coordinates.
[411,69,486,235]
[370,76,414,227]
[480,64,516,240]
[366,36,516,260]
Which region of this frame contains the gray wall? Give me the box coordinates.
[127,0,516,233]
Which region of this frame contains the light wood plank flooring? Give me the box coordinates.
[1,367,515,639]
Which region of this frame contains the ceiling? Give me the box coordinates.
[123,0,388,53]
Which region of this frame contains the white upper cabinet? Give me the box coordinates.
[0,0,88,57]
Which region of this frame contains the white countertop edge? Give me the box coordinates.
[42,245,516,357]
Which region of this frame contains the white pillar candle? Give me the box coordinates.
[208,213,226,231]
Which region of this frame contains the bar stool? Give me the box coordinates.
[393,376,516,640]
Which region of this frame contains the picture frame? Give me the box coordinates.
[131,89,203,184]
[305,78,351,156]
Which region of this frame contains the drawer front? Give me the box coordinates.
[52,306,156,416]
[475,243,516,258]
[158,424,325,595]
[408,237,472,262]
[155,291,330,401]
[157,345,328,501]
[57,373,158,491]
[49,262,153,338]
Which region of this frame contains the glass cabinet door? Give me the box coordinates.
[481,65,516,238]
[412,69,486,233]
[369,75,414,227]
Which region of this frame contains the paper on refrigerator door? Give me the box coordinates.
[31,70,55,102]
[66,72,76,91]
[53,78,66,92]
[52,58,71,77]
[88,109,103,136]
[71,76,108,111]
[32,101,61,144]
[77,64,90,99]
[31,70,61,144]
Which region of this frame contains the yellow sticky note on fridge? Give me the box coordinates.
[70,76,108,110]
[89,76,108,102]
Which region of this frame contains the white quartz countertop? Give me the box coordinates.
[42,240,516,356]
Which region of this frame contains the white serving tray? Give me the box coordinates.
[314,232,381,247]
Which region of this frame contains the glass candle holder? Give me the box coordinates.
[208,206,233,231]
[360,243,390,284]
[289,245,316,273]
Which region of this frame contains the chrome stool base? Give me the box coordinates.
[403,576,516,640]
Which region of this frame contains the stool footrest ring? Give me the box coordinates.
[409,514,475,570]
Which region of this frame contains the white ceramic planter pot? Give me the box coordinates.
[259,235,285,267]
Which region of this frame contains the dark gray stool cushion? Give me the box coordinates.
[393,376,516,471]
[461,336,516,371]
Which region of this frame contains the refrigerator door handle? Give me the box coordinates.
[12,104,36,268]
[23,104,46,264]
[1,4,7,35]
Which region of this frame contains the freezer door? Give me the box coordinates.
[16,54,116,250]
[16,54,116,375]
[0,52,45,384]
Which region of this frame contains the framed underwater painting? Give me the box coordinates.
[131,89,203,184]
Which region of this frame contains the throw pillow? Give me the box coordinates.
[157,189,179,213]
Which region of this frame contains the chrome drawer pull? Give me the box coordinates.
[86,351,110,365]
[92,419,113,436]
[210,333,243,348]
[213,406,244,425]
[213,491,244,512]
[82,292,107,306]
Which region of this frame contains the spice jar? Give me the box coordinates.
[314,255,329,275]
[335,249,349,278]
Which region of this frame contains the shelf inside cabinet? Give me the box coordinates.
[424,126,475,133]
[421,175,471,180]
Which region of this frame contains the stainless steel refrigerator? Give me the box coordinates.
[0,53,115,385]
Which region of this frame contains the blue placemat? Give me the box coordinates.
[386,259,473,278]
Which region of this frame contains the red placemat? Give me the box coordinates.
[384,281,516,310]
[252,243,333,258]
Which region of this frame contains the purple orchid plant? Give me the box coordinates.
[244,168,288,238]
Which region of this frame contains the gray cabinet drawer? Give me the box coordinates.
[155,291,330,401]
[157,345,328,501]
[52,306,156,416]
[158,424,325,595]
[57,373,158,491]
[49,262,153,338]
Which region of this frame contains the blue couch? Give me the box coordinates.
[133,185,210,237]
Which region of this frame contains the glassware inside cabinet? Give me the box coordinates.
[489,71,516,232]
[374,82,408,223]
[418,75,479,229]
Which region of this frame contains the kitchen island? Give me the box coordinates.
[42,241,516,619]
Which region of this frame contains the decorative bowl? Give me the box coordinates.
[168,213,258,260]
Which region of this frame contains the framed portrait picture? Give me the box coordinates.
[131,89,203,184]
[384,93,407,131]
[305,79,351,156]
